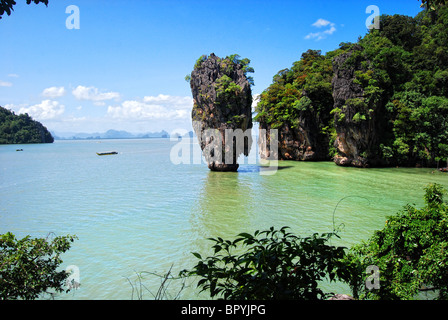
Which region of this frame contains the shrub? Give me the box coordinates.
[343,184,448,300]
[181,227,348,300]
[0,232,77,300]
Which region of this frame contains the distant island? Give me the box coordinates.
[52,129,193,140]
[0,106,54,144]
[0,106,193,144]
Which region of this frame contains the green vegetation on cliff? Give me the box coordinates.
[256,3,448,167]
[255,49,334,131]
[0,106,54,144]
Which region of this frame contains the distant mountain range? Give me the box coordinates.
[52,129,189,140]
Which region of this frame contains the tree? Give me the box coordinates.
[255,49,334,130]
[0,106,54,144]
[0,232,77,300]
[419,0,448,10]
[181,227,348,300]
[343,184,448,300]
[0,0,48,19]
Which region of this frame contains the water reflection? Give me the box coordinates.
[190,170,257,241]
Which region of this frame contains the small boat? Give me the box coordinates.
[96,151,118,156]
[16,149,23,152]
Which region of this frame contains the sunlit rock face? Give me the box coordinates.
[331,45,384,168]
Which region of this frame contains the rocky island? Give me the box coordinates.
[189,53,254,172]
[256,7,448,168]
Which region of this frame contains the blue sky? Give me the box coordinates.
[0,0,423,135]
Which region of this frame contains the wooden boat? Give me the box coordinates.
[96,151,118,156]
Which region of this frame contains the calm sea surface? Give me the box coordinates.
[1,139,447,299]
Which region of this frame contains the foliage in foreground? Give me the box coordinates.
[344,183,448,300]
[0,232,76,300]
[181,227,349,300]
[182,183,448,300]
[126,265,186,300]
[2,184,447,300]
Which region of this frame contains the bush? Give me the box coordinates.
[181,227,348,300]
[344,183,448,300]
[0,232,77,300]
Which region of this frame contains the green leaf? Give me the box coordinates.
[192,252,202,260]
[237,232,254,239]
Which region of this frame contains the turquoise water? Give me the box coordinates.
[1,139,447,299]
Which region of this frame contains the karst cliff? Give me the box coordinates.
[189,53,254,172]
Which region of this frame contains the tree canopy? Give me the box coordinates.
[0,232,76,300]
[0,106,54,144]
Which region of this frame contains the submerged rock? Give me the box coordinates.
[189,53,253,172]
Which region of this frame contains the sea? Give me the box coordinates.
[1,138,447,300]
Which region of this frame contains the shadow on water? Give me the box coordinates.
[237,165,294,173]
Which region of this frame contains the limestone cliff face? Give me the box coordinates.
[257,46,384,168]
[331,45,382,168]
[259,108,331,162]
[190,53,253,172]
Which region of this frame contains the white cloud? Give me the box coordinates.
[0,81,13,87]
[324,25,337,35]
[305,19,337,41]
[72,85,120,102]
[143,94,172,103]
[42,86,66,98]
[107,95,193,121]
[312,19,331,28]
[16,100,65,120]
[305,32,320,40]
[8,74,19,78]
[143,94,193,107]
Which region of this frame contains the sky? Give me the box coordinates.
[0,0,423,135]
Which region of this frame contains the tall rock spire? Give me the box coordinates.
[189,53,253,172]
